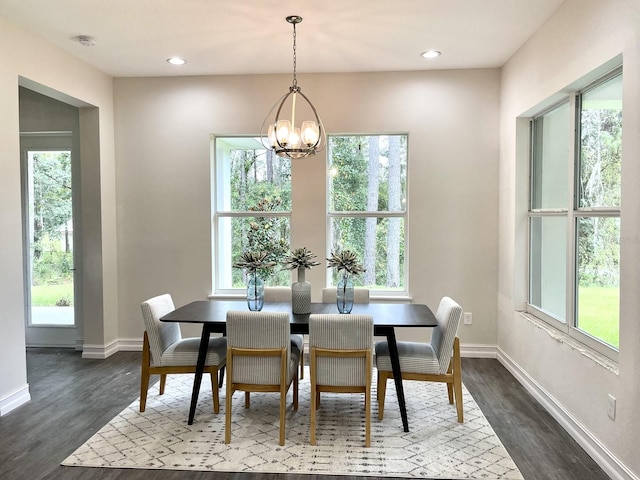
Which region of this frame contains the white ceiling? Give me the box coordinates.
[0,0,565,77]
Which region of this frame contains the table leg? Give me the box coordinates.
[188,324,211,425]
[386,328,409,432]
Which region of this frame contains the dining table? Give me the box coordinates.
[160,299,437,432]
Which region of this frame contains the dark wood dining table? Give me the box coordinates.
[161,299,437,432]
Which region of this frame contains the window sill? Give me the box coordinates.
[517,311,619,374]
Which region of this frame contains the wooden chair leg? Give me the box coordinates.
[300,347,304,379]
[293,375,299,411]
[244,392,250,408]
[310,348,317,445]
[279,388,286,446]
[446,360,454,404]
[365,352,371,447]
[453,337,464,423]
[377,371,388,420]
[159,374,167,395]
[225,356,233,444]
[140,332,151,412]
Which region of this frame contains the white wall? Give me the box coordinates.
[0,15,117,412]
[499,0,640,477]
[112,69,501,344]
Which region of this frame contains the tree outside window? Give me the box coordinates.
[328,134,407,294]
[213,137,291,290]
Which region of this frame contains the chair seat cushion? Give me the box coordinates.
[375,340,440,375]
[160,336,227,367]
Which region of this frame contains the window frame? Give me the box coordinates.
[211,135,292,295]
[526,67,622,361]
[326,133,409,297]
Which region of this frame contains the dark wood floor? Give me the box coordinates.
[0,349,610,480]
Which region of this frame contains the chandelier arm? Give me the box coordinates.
[294,89,325,150]
[259,90,294,150]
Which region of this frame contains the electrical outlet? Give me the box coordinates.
[607,394,616,420]
[463,312,472,325]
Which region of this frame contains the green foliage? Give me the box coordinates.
[578,286,619,349]
[577,100,622,288]
[29,151,74,287]
[31,283,73,307]
[328,134,407,289]
[32,235,73,286]
[227,148,291,286]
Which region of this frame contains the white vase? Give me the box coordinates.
[292,267,311,314]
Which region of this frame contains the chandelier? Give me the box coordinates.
[260,16,325,159]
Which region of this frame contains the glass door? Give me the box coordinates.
[22,133,77,347]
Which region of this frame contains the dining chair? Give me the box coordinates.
[225,310,300,446]
[309,313,374,447]
[263,286,305,379]
[375,296,464,422]
[140,294,227,413]
[321,287,370,304]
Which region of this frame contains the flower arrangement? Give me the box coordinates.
[284,247,320,284]
[233,250,277,279]
[326,249,366,277]
[283,247,321,271]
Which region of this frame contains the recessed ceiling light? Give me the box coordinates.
[167,57,186,66]
[421,50,441,59]
[74,35,96,47]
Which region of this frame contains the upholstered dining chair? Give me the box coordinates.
[375,296,464,422]
[140,294,227,413]
[264,286,305,379]
[321,287,370,304]
[309,313,374,447]
[225,310,300,446]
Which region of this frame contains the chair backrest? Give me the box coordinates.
[321,287,370,304]
[263,286,292,302]
[140,294,180,365]
[429,296,463,374]
[226,310,292,385]
[309,314,373,387]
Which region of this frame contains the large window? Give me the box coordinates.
[528,68,622,356]
[212,137,291,291]
[327,134,408,295]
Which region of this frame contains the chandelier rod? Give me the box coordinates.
[287,15,302,90]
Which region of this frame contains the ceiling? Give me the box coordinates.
[0,0,565,78]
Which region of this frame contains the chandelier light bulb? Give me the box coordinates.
[301,121,319,146]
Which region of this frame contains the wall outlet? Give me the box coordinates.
[463,312,472,325]
[607,394,616,420]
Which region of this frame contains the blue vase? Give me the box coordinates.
[336,273,354,314]
[247,273,264,311]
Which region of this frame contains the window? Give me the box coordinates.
[528,68,622,356]
[327,134,408,295]
[212,136,291,291]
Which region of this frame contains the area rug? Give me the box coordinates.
[63,369,523,479]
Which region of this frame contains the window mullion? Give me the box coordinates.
[566,92,578,331]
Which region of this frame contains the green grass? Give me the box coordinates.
[31,283,73,306]
[578,286,619,349]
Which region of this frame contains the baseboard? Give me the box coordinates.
[81,340,119,359]
[0,384,31,417]
[496,347,638,480]
[118,338,143,351]
[460,343,497,358]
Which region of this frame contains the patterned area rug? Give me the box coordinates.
[63,369,523,479]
